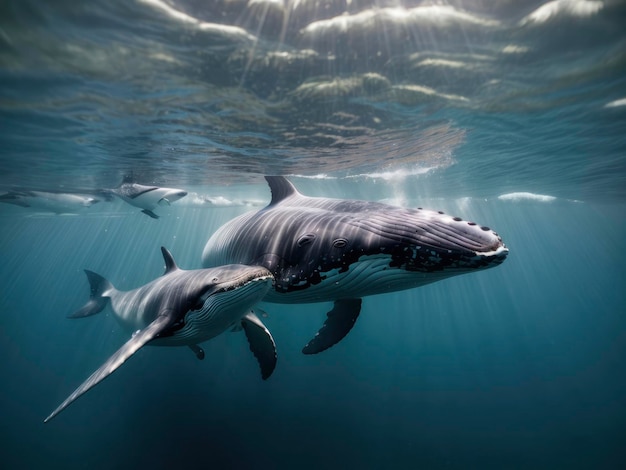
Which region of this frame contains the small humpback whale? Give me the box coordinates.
[202,176,508,354]
[44,247,275,423]
[106,175,188,218]
[0,190,99,214]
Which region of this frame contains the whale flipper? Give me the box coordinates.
[141,209,159,219]
[188,344,205,360]
[44,313,174,423]
[241,311,277,380]
[302,299,362,355]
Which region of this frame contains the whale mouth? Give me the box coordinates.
[477,244,509,266]
[216,273,274,294]
[201,265,274,301]
[190,267,273,314]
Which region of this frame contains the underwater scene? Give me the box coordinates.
[1,1,625,468]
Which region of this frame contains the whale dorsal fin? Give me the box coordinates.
[265,176,300,206]
[161,246,178,274]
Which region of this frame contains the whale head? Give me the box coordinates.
[158,262,273,343]
[262,200,508,297]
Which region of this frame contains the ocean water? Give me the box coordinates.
[1,0,625,468]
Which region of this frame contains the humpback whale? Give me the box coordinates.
[45,247,275,423]
[202,176,508,354]
[0,190,99,214]
[106,175,187,218]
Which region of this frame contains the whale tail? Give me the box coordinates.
[68,270,114,318]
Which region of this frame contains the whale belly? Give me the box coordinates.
[264,255,450,304]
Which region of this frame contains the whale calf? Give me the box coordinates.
[45,247,275,422]
[202,176,508,354]
[106,175,187,218]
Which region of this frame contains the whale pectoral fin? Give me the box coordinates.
[141,209,160,219]
[302,298,362,355]
[241,311,277,380]
[158,197,171,206]
[44,314,173,423]
[188,344,205,360]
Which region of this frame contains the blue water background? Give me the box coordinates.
[2,193,625,468]
[1,0,626,468]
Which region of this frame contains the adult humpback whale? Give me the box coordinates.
[45,247,275,423]
[202,177,508,354]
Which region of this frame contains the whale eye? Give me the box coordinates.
[212,277,219,283]
[332,238,348,248]
[297,233,316,247]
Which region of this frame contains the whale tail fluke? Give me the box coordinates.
[67,270,114,318]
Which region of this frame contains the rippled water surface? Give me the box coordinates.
[1,1,625,469]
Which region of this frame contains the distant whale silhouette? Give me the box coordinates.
[203,176,508,354]
[106,175,187,218]
[44,247,275,423]
[0,190,99,214]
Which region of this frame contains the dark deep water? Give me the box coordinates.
[1,1,626,469]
